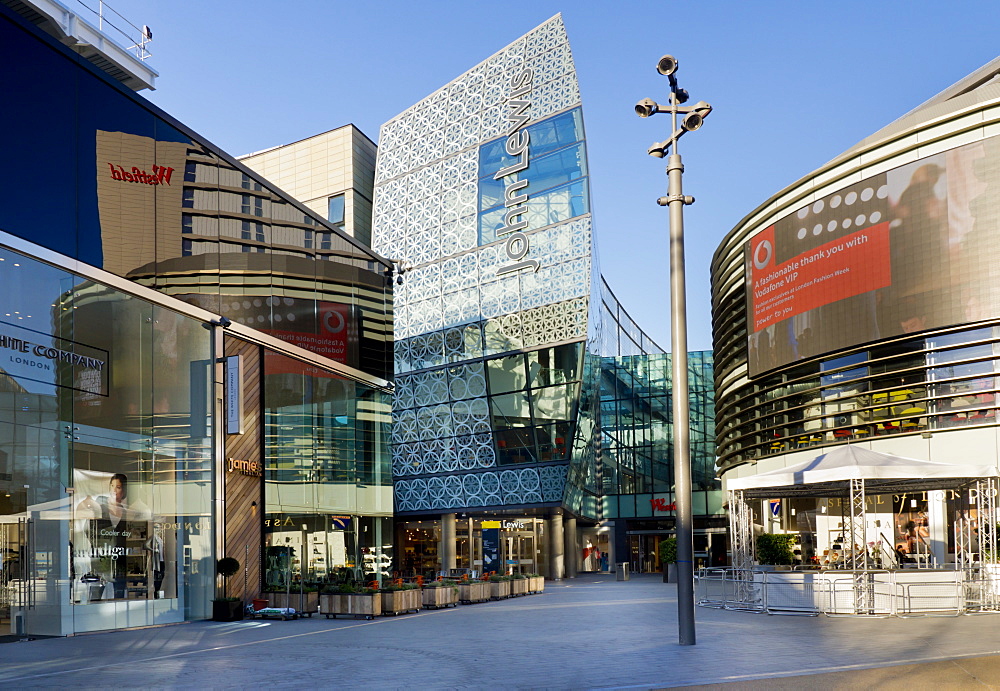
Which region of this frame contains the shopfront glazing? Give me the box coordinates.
[0,245,214,636]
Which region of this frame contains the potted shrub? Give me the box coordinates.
[458,575,490,604]
[659,537,678,584]
[320,582,380,619]
[380,581,421,615]
[510,573,528,596]
[421,580,459,609]
[212,556,244,621]
[488,573,512,600]
[755,533,796,569]
[527,573,545,594]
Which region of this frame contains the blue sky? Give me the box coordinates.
[109,0,1000,351]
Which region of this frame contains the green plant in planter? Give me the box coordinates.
[511,573,526,579]
[755,533,796,565]
[658,538,678,565]
[215,556,241,600]
[488,574,511,582]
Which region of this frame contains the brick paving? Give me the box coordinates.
[1,573,1000,689]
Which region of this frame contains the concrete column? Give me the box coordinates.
[928,490,947,566]
[564,516,578,578]
[549,511,564,580]
[440,513,456,575]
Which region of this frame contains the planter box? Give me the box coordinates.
[528,576,545,594]
[381,588,421,615]
[267,591,319,616]
[458,581,490,604]
[422,585,459,609]
[489,580,512,600]
[212,600,244,622]
[320,593,381,619]
[511,578,528,596]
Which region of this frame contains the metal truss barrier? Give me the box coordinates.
[695,567,1000,617]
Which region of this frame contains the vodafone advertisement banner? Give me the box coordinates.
[749,223,891,333]
[745,135,1000,377]
[263,302,355,378]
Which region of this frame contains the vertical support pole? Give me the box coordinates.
[213,325,226,598]
[564,516,578,579]
[979,479,999,609]
[666,151,695,645]
[727,490,755,607]
[441,513,457,575]
[849,478,872,614]
[549,511,564,581]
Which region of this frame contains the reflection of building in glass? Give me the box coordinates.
[0,1,392,638]
[714,56,1000,567]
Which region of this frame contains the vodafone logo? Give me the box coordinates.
[753,239,773,270]
[322,309,345,334]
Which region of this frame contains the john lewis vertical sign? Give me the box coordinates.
[496,68,539,276]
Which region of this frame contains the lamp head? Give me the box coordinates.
[656,54,678,76]
[681,101,712,132]
[635,97,659,118]
[647,142,666,158]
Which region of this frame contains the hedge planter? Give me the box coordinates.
[422,585,459,609]
[458,581,490,604]
[212,600,244,622]
[267,591,319,617]
[489,580,512,600]
[511,578,528,596]
[321,593,381,619]
[381,588,421,616]
[528,576,545,594]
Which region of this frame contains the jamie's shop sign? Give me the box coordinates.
[107,163,174,186]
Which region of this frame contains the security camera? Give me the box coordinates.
[657,55,678,76]
[671,88,690,105]
[635,98,659,118]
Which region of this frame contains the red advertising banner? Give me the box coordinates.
[749,223,891,333]
[263,302,351,378]
[265,302,349,363]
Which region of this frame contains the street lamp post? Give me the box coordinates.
[635,54,712,647]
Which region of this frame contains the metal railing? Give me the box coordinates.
[696,567,998,618]
[75,0,152,61]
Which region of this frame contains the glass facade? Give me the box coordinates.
[0,6,391,383]
[0,245,214,634]
[0,5,393,635]
[262,353,393,583]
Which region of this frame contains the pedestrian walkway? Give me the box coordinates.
[2,574,1000,689]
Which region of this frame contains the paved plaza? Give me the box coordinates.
[1,574,1000,689]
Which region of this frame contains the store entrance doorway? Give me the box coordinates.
[0,517,30,639]
[503,530,535,574]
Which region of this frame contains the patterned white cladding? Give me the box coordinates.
[372,14,583,268]
[373,15,590,512]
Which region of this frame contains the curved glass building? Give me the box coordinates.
[712,57,1000,566]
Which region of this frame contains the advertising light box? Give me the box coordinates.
[746,134,1000,377]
